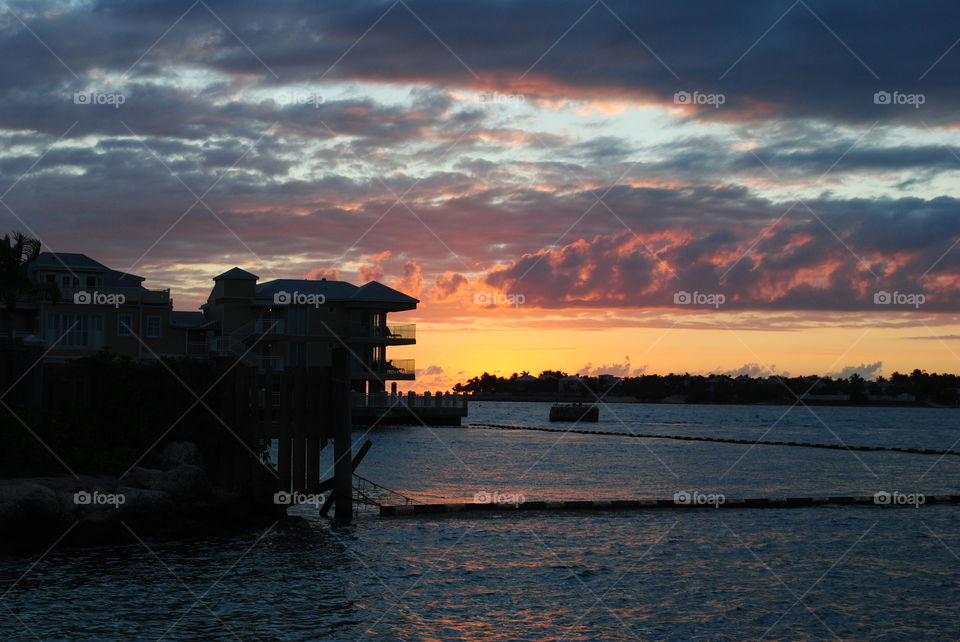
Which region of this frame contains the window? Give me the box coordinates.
[147,316,161,338]
[85,275,97,289]
[287,308,307,335]
[47,313,104,348]
[288,342,307,367]
[118,314,133,337]
[60,275,79,289]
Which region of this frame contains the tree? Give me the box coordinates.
[0,232,57,341]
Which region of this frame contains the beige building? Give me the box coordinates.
[16,254,418,392]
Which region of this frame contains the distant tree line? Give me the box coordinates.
[453,369,960,405]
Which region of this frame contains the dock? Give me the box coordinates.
[351,392,468,426]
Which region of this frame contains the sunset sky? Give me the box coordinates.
[3,0,960,390]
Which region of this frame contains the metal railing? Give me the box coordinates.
[350,323,416,341]
[354,358,415,377]
[353,474,414,507]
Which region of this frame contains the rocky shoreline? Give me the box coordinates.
[0,442,286,550]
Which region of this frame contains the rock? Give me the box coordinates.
[160,442,203,469]
[129,464,210,499]
[115,486,174,515]
[0,482,62,536]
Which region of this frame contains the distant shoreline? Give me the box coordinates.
[467,393,951,408]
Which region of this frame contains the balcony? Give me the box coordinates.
[59,286,171,306]
[351,358,415,380]
[349,323,415,344]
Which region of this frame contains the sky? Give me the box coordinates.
[2,0,960,390]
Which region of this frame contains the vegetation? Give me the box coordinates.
[0,231,58,341]
[453,369,960,406]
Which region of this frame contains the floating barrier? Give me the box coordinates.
[380,494,960,516]
[464,423,960,457]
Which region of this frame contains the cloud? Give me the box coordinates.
[392,260,423,297]
[725,363,778,377]
[430,271,468,301]
[358,251,391,282]
[579,358,646,377]
[828,362,884,380]
[305,267,340,280]
[421,365,444,376]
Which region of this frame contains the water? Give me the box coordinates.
[2,402,959,640]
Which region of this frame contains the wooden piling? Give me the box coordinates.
[330,348,353,525]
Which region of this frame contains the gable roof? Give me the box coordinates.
[254,278,418,305]
[213,267,259,281]
[29,253,146,284]
[350,280,419,304]
[255,279,359,300]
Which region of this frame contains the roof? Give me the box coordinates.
[256,279,359,300]
[254,279,419,306]
[170,311,213,328]
[28,253,146,284]
[350,281,419,304]
[213,267,259,281]
[31,252,108,271]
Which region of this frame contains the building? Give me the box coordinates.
[202,267,417,392]
[11,253,418,392]
[21,252,186,360]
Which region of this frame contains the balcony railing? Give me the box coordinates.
[59,286,171,305]
[350,323,415,341]
[258,356,284,373]
[353,358,415,378]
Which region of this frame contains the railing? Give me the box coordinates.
[209,336,283,372]
[352,392,466,408]
[350,323,415,341]
[353,474,414,507]
[231,318,285,341]
[355,358,414,377]
[258,356,284,373]
[60,286,170,305]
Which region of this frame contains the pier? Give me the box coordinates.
[351,391,468,426]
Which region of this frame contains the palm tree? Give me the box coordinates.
[0,232,58,342]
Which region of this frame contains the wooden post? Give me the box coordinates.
[330,348,353,525]
[306,367,325,492]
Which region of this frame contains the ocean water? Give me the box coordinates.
[2,402,959,640]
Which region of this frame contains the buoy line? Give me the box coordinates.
[465,423,960,457]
